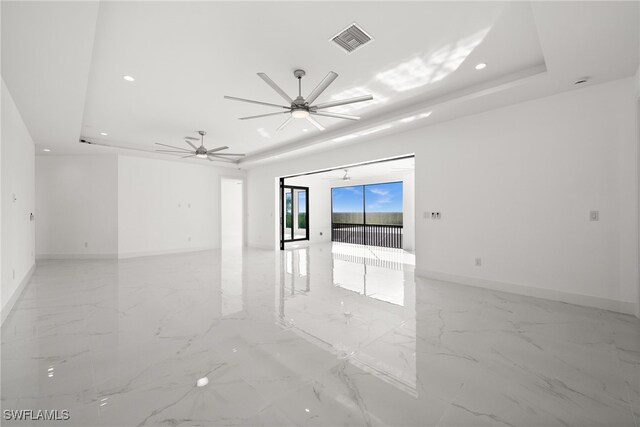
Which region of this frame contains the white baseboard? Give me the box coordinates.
[36,253,117,260]
[415,268,637,316]
[117,246,219,259]
[1,263,35,325]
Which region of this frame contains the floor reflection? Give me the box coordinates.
[1,244,637,426]
[278,243,417,395]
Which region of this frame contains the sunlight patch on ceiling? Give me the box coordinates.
[376,28,489,92]
[257,127,271,138]
[398,111,432,123]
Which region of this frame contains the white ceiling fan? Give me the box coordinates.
[154,131,245,162]
[224,70,373,132]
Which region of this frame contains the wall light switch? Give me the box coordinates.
[431,212,437,219]
[436,212,441,219]
[590,211,599,221]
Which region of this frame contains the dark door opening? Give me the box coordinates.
[280,178,309,250]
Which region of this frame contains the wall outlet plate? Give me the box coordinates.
[590,211,599,221]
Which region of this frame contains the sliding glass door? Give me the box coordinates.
[331,181,403,248]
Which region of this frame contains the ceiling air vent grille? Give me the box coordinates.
[331,23,373,54]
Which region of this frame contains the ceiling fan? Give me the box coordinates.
[154,131,245,162]
[224,69,373,132]
[322,169,351,181]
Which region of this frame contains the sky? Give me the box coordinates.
[332,182,403,213]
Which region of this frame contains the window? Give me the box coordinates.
[331,182,403,248]
[364,182,403,225]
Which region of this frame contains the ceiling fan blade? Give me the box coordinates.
[239,111,290,121]
[184,140,198,150]
[311,111,360,121]
[181,154,197,159]
[277,115,294,131]
[209,152,245,157]
[207,155,235,162]
[305,71,338,105]
[313,95,373,110]
[306,115,325,131]
[156,149,194,154]
[257,73,293,104]
[206,146,229,154]
[155,142,192,151]
[224,96,289,110]
[185,136,199,141]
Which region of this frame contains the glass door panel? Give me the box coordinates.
[294,189,307,239]
[284,188,293,240]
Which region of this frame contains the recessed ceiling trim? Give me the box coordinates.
[240,63,548,166]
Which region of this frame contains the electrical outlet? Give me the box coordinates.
[475,258,482,267]
[319,232,323,236]
[84,242,88,248]
[188,236,192,242]
[590,211,599,221]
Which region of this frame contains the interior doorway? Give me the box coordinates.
[221,177,243,247]
[279,155,415,251]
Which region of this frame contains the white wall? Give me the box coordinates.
[1,78,35,319]
[35,155,118,258]
[221,177,243,246]
[247,77,639,314]
[34,154,244,259]
[118,155,243,257]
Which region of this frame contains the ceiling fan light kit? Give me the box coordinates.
[224,69,374,131]
[154,130,245,163]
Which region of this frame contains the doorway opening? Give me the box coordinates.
[279,180,309,250]
[221,177,243,247]
[278,155,414,251]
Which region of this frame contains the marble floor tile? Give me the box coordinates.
[2,243,638,426]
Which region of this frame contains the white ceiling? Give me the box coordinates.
[2,1,638,167]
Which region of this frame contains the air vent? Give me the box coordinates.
[331,23,373,54]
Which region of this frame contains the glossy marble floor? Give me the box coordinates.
[2,243,639,426]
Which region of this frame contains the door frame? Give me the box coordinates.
[279,178,310,250]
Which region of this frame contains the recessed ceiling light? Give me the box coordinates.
[302,128,309,132]
[43,148,51,152]
[475,63,487,70]
[196,377,209,387]
[100,132,108,136]
[123,75,135,82]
